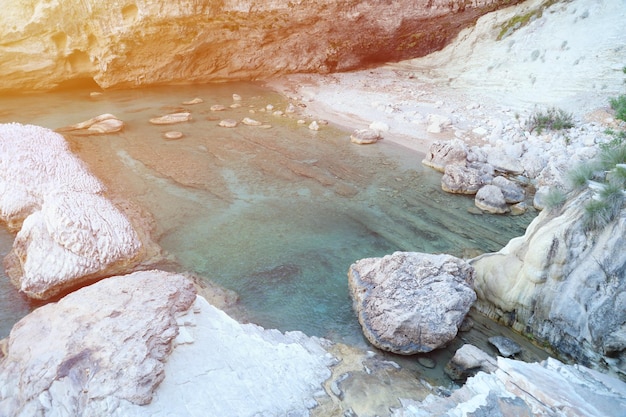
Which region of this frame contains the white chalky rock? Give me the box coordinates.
[149,112,192,125]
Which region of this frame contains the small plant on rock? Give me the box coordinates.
[610,94,626,122]
[526,107,574,134]
[567,162,598,190]
[583,199,613,232]
[543,187,567,211]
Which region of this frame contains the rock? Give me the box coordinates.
[472,189,626,376]
[475,184,509,214]
[492,175,525,203]
[532,185,551,210]
[149,112,192,125]
[218,119,238,128]
[0,123,104,230]
[426,114,452,133]
[417,356,436,369]
[510,201,527,216]
[0,271,197,413]
[308,121,320,131]
[0,1,519,92]
[421,139,468,173]
[4,191,142,299]
[486,149,524,175]
[241,117,262,126]
[441,165,484,195]
[350,129,380,145]
[56,113,125,135]
[182,97,203,105]
[488,336,522,357]
[444,344,497,381]
[210,104,226,111]
[395,357,626,417]
[163,131,183,140]
[285,103,296,113]
[232,94,242,101]
[348,252,476,354]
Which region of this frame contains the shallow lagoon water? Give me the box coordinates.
[0,83,538,358]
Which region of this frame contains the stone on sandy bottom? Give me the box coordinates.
[444,344,497,381]
[182,97,203,105]
[218,119,238,128]
[0,271,197,414]
[488,336,522,358]
[441,165,484,194]
[0,123,104,230]
[348,252,476,354]
[241,117,262,126]
[163,131,184,140]
[56,113,125,135]
[350,128,381,145]
[4,190,142,300]
[149,112,192,125]
[475,184,509,214]
[422,139,468,173]
[210,104,226,111]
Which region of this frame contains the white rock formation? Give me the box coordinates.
[0,123,143,299]
[0,0,515,92]
[472,190,626,378]
[56,113,125,135]
[394,357,626,417]
[0,270,336,417]
[348,252,476,354]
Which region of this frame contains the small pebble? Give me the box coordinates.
[210,104,226,111]
[308,121,320,131]
[417,357,436,369]
[182,97,203,105]
[163,131,184,140]
[218,119,238,128]
[232,94,242,101]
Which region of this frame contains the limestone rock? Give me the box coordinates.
[492,175,525,203]
[394,357,626,417]
[488,336,522,358]
[422,139,468,173]
[472,190,626,377]
[0,123,104,230]
[348,252,476,354]
[486,150,524,175]
[350,128,381,145]
[441,165,484,195]
[308,121,320,131]
[210,104,226,111]
[149,112,192,125]
[163,131,183,140]
[0,271,197,414]
[218,119,238,128]
[56,113,124,135]
[241,117,262,126]
[475,184,509,214]
[182,97,203,105]
[4,191,142,299]
[0,1,515,92]
[444,344,497,381]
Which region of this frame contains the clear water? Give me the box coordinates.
[0,83,537,349]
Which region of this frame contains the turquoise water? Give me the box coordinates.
[0,83,536,346]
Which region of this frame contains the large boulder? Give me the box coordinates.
[348,252,476,354]
[441,165,484,194]
[0,0,520,92]
[475,184,509,214]
[0,270,337,417]
[0,123,145,300]
[492,175,525,203]
[422,139,468,173]
[472,190,626,378]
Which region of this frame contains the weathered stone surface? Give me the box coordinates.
[486,150,524,175]
[488,336,522,358]
[0,0,520,92]
[56,113,125,135]
[394,357,626,417]
[444,344,497,381]
[350,128,381,145]
[0,271,197,415]
[475,184,509,214]
[163,131,184,140]
[348,252,476,354]
[492,175,525,203]
[241,117,262,126]
[0,123,104,230]
[218,119,238,128]
[441,165,484,194]
[472,190,626,377]
[422,139,468,173]
[4,191,142,299]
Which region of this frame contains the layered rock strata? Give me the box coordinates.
[472,190,626,378]
[0,0,520,92]
[0,123,144,299]
[348,252,476,354]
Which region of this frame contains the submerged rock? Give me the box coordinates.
[488,336,522,358]
[444,344,497,381]
[218,119,238,128]
[348,252,476,354]
[422,139,468,173]
[350,128,381,145]
[56,113,124,135]
[149,112,192,125]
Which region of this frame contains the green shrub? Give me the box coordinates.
[599,142,626,170]
[609,95,626,122]
[583,199,612,232]
[599,182,625,219]
[567,162,597,190]
[608,165,626,188]
[526,107,574,134]
[543,187,567,211]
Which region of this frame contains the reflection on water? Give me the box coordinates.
[0,83,536,351]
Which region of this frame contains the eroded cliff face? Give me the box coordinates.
[472,190,626,379]
[0,0,519,92]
